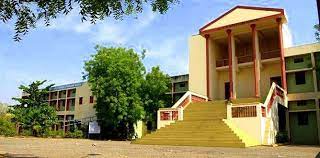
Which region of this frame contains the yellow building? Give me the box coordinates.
[43,82,145,138]
[45,82,96,132]
[134,6,320,147]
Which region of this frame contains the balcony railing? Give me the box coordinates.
[261,49,280,60]
[216,59,229,67]
[238,55,253,64]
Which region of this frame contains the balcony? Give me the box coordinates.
[67,89,76,98]
[216,59,229,67]
[261,49,280,60]
[238,55,253,64]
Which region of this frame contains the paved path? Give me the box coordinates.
[0,137,319,158]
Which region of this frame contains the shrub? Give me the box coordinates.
[0,114,16,137]
[276,131,288,143]
[43,129,64,138]
[65,129,84,138]
[20,129,33,136]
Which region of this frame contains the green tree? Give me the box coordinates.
[141,66,171,130]
[84,46,145,139]
[0,102,9,115]
[12,80,58,136]
[0,0,178,41]
[315,24,320,41]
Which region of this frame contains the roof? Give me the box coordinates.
[50,81,86,91]
[200,6,285,34]
[285,43,320,57]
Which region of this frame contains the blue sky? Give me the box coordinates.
[0,0,318,104]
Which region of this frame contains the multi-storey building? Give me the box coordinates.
[285,43,320,144]
[136,6,320,147]
[45,82,96,132]
[168,74,189,103]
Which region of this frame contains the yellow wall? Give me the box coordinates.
[189,35,207,96]
[216,71,229,100]
[260,62,281,98]
[75,83,96,120]
[236,67,255,98]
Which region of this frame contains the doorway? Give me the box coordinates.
[278,103,286,132]
[270,76,282,87]
[225,82,230,100]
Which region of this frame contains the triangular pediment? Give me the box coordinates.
[200,6,284,32]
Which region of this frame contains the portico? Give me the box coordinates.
[190,6,288,101]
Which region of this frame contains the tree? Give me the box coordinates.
[12,80,58,136]
[0,0,179,41]
[84,46,145,139]
[315,24,320,41]
[141,66,171,130]
[0,102,9,115]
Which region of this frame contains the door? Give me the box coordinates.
[270,76,282,87]
[225,82,230,100]
[278,103,286,132]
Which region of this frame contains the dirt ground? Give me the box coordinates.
[0,137,319,158]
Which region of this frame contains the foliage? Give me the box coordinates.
[84,46,145,139]
[276,131,288,143]
[12,80,58,137]
[65,129,84,138]
[140,66,171,130]
[0,114,16,136]
[0,102,9,115]
[315,24,320,41]
[43,129,65,138]
[0,0,179,41]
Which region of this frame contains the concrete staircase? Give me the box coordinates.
[133,101,247,147]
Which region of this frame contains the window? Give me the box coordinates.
[179,83,186,88]
[295,71,306,85]
[294,57,304,63]
[297,100,307,106]
[90,96,94,103]
[297,112,308,125]
[79,97,83,105]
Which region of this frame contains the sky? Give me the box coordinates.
[0,0,318,104]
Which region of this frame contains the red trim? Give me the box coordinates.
[277,18,287,91]
[191,95,207,102]
[200,14,283,35]
[227,29,234,99]
[199,5,284,33]
[205,34,210,99]
[251,24,259,98]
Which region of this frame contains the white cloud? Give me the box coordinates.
[283,24,293,48]
[38,6,187,76]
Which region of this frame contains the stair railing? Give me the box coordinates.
[226,82,287,145]
[157,91,208,129]
[262,82,287,145]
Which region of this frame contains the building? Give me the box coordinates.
[168,74,189,103]
[285,43,320,144]
[135,6,320,147]
[45,82,96,132]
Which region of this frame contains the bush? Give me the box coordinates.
[0,114,16,136]
[65,129,84,138]
[43,129,64,138]
[276,131,288,143]
[20,129,33,136]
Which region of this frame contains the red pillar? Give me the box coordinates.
[277,18,287,90]
[226,29,234,99]
[205,34,210,99]
[251,24,259,98]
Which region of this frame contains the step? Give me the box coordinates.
[139,137,242,142]
[133,139,245,148]
[145,132,239,138]
[143,135,241,141]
